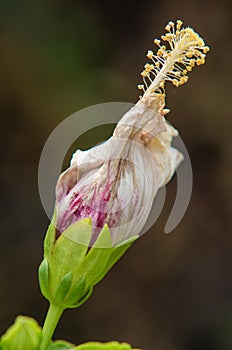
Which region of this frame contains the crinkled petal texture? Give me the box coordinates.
[56,94,183,246]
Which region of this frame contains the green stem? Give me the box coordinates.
[40,303,64,350]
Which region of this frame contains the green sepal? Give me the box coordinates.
[105,235,138,273]
[64,275,86,307]
[47,339,74,350]
[68,287,93,308]
[48,219,92,300]
[41,217,138,309]
[91,224,113,248]
[76,225,113,289]
[74,341,135,349]
[0,316,41,350]
[54,271,73,304]
[44,212,57,259]
[77,230,138,291]
[38,258,50,300]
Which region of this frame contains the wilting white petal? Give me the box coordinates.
[55,94,183,245]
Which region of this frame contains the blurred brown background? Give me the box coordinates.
[0,0,231,349]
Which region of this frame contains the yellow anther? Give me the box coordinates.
[141,71,148,77]
[196,58,205,65]
[180,76,188,85]
[138,84,144,90]
[186,52,193,58]
[190,59,195,67]
[139,20,209,94]
[185,28,198,42]
[157,49,164,56]
[203,46,210,53]
[144,63,154,71]
[147,50,154,59]
[172,79,179,87]
[176,20,183,30]
[193,48,201,55]
[154,39,161,45]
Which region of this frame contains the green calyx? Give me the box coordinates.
[39,217,137,309]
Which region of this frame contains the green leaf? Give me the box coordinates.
[0,316,41,350]
[73,341,135,350]
[48,339,74,350]
[38,259,50,300]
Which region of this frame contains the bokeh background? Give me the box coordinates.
[0,0,231,349]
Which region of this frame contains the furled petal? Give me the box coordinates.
[55,94,183,245]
